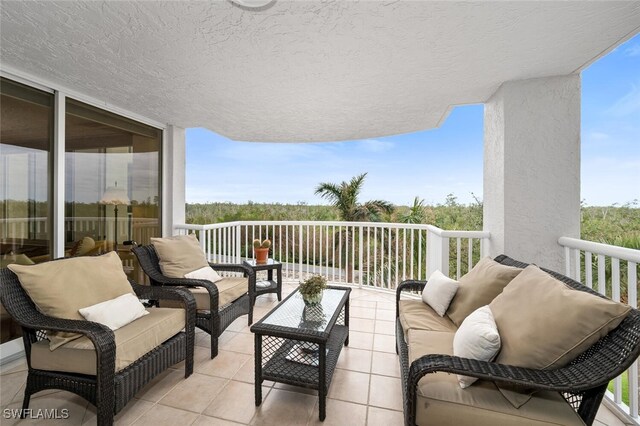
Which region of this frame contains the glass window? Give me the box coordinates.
[0,77,54,344]
[64,99,161,279]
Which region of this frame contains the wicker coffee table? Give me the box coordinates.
[250,286,350,421]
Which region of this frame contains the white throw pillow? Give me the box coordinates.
[79,293,149,331]
[453,305,501,388]
[421,270,459,316]
[184,266,222,284]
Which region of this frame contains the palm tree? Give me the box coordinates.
[315,173,393,222]
[315,173,394,282]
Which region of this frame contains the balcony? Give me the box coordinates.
[174,219,639,425]
[1,219,637,425]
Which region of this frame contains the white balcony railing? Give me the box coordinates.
[174,221,490,289]
[560,236,640,423]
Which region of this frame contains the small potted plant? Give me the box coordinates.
[253,238,271,264]
[298,274,327,306]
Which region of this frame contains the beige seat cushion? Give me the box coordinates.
[31,308,185,375]
[446,257,522,326]
[399,300,457,340]
[490,265,631,369]
[151,234,208,278]
[161,277,248,310]
[406,329,584,426]
[8,252,134,349]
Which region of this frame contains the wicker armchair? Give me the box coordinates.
[132,244,255,359]
[395,254,640,426]
[0,267,195,426]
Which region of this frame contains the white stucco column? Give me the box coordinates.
[483,75,581,271]
[162,125,186,236]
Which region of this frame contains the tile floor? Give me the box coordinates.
[0,282,631,425]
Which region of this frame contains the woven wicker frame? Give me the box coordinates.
[132,245,255,359]
[0,266,196,426]
[395,254,640,426]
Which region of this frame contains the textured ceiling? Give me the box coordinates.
[1,1,639,142]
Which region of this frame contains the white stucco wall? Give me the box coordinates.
[484,75,581,271]
[162,125,186,236]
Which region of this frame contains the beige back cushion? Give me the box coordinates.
[446,257,522,326]
[8,252,134,349]
[151,234,209,278]
[490,264,631,369]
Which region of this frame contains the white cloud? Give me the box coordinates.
[624,44,640,57]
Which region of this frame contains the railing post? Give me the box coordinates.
[236,224,241,263]
[440,236,450,277]
[358,225,363,287]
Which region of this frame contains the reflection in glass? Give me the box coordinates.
[0,77,54,344]
[64,99,162,280]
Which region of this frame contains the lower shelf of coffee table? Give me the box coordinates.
[260,325,348,393]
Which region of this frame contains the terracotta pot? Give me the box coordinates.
[254,247,269,264]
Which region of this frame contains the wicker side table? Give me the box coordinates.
[243,258,283,302]
[251,286,350,421]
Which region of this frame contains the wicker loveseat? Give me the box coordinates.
[0,266,196,426]
[132,244,255,359]
[396,254,640,426]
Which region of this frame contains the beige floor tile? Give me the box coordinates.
[232,356,257,384]
[370,352,400,378]
[131,403,198,426]
[308,399,367,426]
[203,380,262,424]
[327,369,370,405]
[366,406,404,426]
[350,300,377,309]
[171,345,215,371]
[368,375,403,411]
[350,307,376,320]
[350,318,375,333]
[374,309,395,322]
[250,389,316,426]
[336,347,372,373]
[135,369,185,403]
[82,397,154,425]
[372,334,396,354]
[220,332,255,355]
[192,415,245,426]
[159,373,228,413]
[376,302,395,311]
[1,370,27,408]
[227,317,249,333]
[196,350,252,379]
[347,331,374,350]
[374,320,395,336]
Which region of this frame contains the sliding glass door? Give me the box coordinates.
[0,78,53,344]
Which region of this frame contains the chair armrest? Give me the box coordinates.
[396,280,427,318]
[130,281,197,313]
[409,353,602,393]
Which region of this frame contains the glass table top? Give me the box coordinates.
[259,288,348,333]
[244,258,280,267]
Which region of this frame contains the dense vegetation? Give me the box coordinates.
[186,196,639,247]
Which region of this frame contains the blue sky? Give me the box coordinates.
[186,34,640,207]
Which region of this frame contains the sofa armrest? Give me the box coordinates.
[396,280,427,319]
[408,353,606,394]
